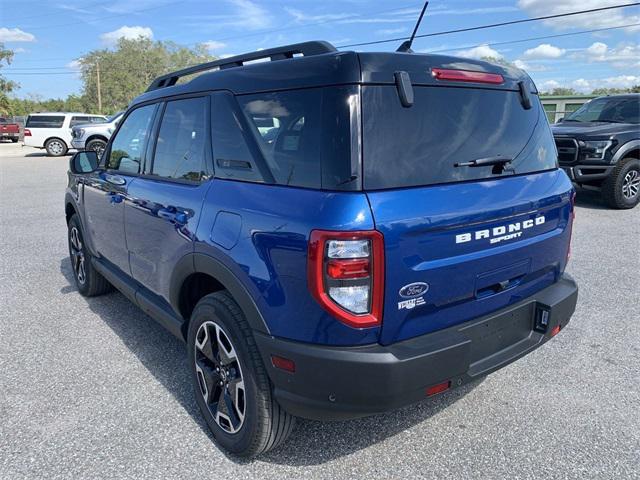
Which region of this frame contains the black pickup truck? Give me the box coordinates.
[552,94,639,209]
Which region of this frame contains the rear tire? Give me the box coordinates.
[11,138,18,143]
[67,214,112,296]
[187,292,295,457]
[45,138,68,157]
[602,157,640,209]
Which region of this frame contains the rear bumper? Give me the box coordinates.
[1,132,19,140]
[255,274,578,421]
[562,164,613,182]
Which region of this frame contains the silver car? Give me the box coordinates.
[70,111,124,158]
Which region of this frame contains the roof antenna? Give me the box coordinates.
[396,1,429,53]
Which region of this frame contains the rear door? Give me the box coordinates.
[125,95,211,301]
[362,84,573,345]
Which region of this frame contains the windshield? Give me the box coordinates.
[564,97,640,123]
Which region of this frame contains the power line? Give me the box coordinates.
[337,2,640,48]
[5,21,639,76]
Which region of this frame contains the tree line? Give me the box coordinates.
[1,41,638,117]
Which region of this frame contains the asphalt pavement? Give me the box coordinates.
[1,142,638,479]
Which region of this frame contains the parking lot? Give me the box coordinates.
[1,142,638,479]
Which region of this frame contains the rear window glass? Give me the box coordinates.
[362,86,557,190]
[212,87,359,190]
[26,115,65,128]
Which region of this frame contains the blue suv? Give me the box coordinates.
[65,41,578,457]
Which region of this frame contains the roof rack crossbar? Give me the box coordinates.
[146,41,336,92]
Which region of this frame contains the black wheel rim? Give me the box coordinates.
[194,321,246,434]
[89,142,106,159]
[69,226,86,284]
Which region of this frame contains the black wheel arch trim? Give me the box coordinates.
[169,253,270,338]
[611,140,640,164]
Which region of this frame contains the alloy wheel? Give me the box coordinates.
[49,140,64,156]
[622,169,639,199]
[69,226,86,284]
[194,321,246,434]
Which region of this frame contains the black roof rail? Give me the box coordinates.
[146,41,337,92]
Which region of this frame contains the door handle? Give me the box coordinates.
[104,174,126,186]
[158,207,187,225]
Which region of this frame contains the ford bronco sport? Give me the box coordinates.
[65,41,578,457]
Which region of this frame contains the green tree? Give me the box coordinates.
[0,43,18,115]
[78,38,215,114]
[545,88,579,96]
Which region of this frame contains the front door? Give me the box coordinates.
[83,103,157,274]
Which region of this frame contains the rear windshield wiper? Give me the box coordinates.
[455,156,512,168]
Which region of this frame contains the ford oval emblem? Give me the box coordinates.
[399,282,429,298]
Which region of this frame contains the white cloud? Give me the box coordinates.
[202,41,227,52]
[285,8,353,23]
[539,79,561,91]
[376,28,407,36]
[513,59,550,72]
[227,0,270,29]
[0,27,36,42]
[586,42,608,57]
[517,0,640,33]
[66,60,82,70]
[569,75,640,92]
[579,41,640,69]
[100,26,153,45]
[523,44,566,59]
[456,44,503,60]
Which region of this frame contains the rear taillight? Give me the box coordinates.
[23,129,31,137]
[567,191,576,262]
[308,230,384,328]
[431,68,504,85]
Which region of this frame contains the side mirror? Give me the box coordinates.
[70,151,99,174]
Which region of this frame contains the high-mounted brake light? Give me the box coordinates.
[432,68,504,85]
[308,230,384,328]
[23,128,32,137]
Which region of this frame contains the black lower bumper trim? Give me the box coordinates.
[255,274,578,421]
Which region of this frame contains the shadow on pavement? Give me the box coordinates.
[60,257,481,465]
[574,188,609,210]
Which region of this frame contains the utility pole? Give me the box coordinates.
[96,61,102,114]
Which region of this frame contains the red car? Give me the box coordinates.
[0,117,20,142]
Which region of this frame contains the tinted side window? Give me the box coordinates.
[237,90,322,188]
[211,92,264,183]
[25,115,65,128]
[150,97,208,181]
[70,116,90,127]
[90,116,107,123]
[107,104,156,174]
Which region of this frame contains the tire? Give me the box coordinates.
[67,214,112,296]
[187,292,295,457]
[602,157,640,209]
[45,138,68,157]
[11,138,18,143]
[86,138,107,160]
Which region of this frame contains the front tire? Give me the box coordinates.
[602,157,640,209]
[187,292,295,457]
[67,214,112,296]
[86,139,107,159]
[45,138,68,157]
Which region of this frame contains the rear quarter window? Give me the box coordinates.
[26,116,65,128]
[362,86,557,190]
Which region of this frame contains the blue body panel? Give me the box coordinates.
[194,180,379,346]
[367,170,573,345]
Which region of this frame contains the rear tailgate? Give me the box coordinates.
[362,77,573,345]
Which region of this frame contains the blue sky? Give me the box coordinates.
[2,0,639,99]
